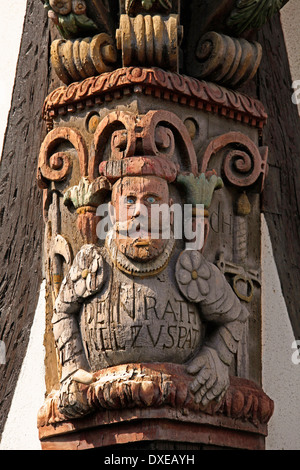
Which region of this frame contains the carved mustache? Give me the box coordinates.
[115,216,163,237]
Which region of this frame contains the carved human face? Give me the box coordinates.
[110,176,172,262]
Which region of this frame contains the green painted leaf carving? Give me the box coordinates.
[141,0,156,9]
[176,173,224,209]
[126,0,172,14]
[57,12,99,39]
[227,0,288,35]
[64,177,111,208]
[44,0,99,39]
[158,0,172,9]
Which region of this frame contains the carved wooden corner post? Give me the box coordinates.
[37,0,277,450]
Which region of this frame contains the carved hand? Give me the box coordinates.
[187,346,230,407]
[58,369,95,419]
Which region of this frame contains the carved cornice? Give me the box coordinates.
[43,67,268,130]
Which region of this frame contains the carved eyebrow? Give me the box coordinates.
[143,192,161,198]
[122,192,161,199]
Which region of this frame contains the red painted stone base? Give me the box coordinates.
[39,407,266,450]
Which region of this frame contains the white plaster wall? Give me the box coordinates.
[0,281,46,450]
[0,0,26,157]
[261,0,300,449]
[261,215,300,450]
[281,0,300,115]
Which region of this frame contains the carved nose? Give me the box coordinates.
[133,201,142,217]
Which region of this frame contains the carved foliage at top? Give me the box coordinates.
[42,0,289,88]
[227,0,289,35]
[44,0,100,39]
[125,0,173,15]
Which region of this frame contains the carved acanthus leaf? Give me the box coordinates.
[44,0,99,39]
[227,0,289,35]
[176,172,224,209]
[126,0,172,14]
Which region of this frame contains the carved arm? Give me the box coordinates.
[176,250,249,406]
[52,244,105,382]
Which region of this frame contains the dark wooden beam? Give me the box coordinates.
[0,0,50,435]
[257,13,300,341]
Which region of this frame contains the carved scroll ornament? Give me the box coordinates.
[116,14,182,72]
[51,33,117,84]
[89,109,198,180]
[195,32,262,88]
[200,131,268,192]
[37,127,88,188]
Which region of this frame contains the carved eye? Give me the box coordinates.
[125,196,135,205]
[49,0,72,15]
[72,0,87,15]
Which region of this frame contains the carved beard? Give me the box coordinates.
[114,217,169,262]
[116,235,169,262]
